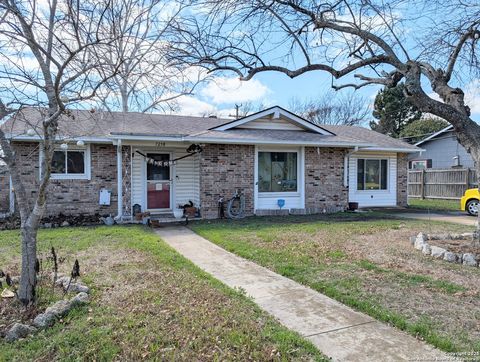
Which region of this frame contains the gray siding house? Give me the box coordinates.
[409,125,474,170]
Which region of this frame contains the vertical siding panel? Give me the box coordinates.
[349,152,398,207]
[131,151,144,210]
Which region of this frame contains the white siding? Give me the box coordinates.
[131,150,144,209]
[174,151,200,208]
[130,146,200,212]
[348,152,397,207]
[237,117,304,131]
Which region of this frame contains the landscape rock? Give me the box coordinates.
[462,253,478,267]
[4,323,36,342]
[45,300,72,316]
[430,246,446,259]
[66,282,90,294]
[443,251,457,263]
[456,253,464,263]
[414,233,426,250]
[55,276,71,286]
[34,300,72,328]
[1,289,15,298]
[43,223,52,228]
[422,243,431,255]
[70,292,89,306]
[61,221,70,227]
[33,311,57,328]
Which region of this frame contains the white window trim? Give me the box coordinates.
[254,146,305,211]
[411,159,428,170]
[40,144,91,180]
[257,149,300,195]
[356,158,389,192]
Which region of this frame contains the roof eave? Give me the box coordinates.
[358,146,424,153]
[7,134,113,143]
[183,135,373,148]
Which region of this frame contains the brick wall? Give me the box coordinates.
[0,167,10,213]
[199,144,254,219]
[304,147,349,212]
[11,142,131,218]
[397,153,408,207]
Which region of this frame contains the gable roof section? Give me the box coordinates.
[210,106,335,135]
[414,125,454,146]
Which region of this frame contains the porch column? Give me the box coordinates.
[116,139,123,221]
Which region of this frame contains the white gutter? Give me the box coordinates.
[357,147,424,153]
[7,134,112,143]
[115,139,123,222]
[183,136,375,148]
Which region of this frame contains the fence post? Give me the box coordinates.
[465,168,470,192]
[420,169,425,199]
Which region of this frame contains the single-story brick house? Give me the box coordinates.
[1,106,419,220]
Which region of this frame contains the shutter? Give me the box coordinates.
[427,159,432,168]
[408,161,412,169]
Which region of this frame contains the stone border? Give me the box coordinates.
[411,233,478,267]
[3,277,91,343]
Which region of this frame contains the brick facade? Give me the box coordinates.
[396,153,408,207]
[11,142,130,218]
[304,147,349,212]
[0,167,10,214]
[199,144,255,219]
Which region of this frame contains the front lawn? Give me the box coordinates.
[0,226,324,361]
[408,198,460,212]
[191,213,480,353]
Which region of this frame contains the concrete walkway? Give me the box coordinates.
[155,226,448,362]
[391,212,477,226]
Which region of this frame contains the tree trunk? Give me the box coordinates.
[17,223,38,305]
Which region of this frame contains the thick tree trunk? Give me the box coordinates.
[17,224,38,305]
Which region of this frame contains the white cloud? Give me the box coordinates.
[200,77,269,105]
[428,80,480,116]
[465,79,480,115]
[175,95,216,116]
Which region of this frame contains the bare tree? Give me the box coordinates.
[0,0,120,304]
[172,0,480,215]
[289,90,370,126]
[98,0,204,113]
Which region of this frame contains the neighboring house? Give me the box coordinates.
[409,125,475,170]
[1,106,419,220]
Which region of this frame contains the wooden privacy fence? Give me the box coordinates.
[408,168,478,199]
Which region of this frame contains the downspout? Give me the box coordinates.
[116,139,123,222]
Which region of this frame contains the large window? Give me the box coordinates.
[258,152,297,192]
[357,159,388,190]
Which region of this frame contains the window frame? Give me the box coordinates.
[40,144,91,180]
[410,160,429,170]
[257,149,300,196]
[356,158,389,191]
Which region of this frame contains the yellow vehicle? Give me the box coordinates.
[461,188,479,216]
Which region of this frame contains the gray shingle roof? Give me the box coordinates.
[2,108,419,151]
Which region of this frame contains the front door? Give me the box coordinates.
[146,153,171,210]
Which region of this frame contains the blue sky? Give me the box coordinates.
[174,1,480,124]
[176,70,480,124]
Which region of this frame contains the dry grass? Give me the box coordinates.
[0,226,324,361]
[192,213,480,352]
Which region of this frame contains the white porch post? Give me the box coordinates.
[116,139,123,221]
